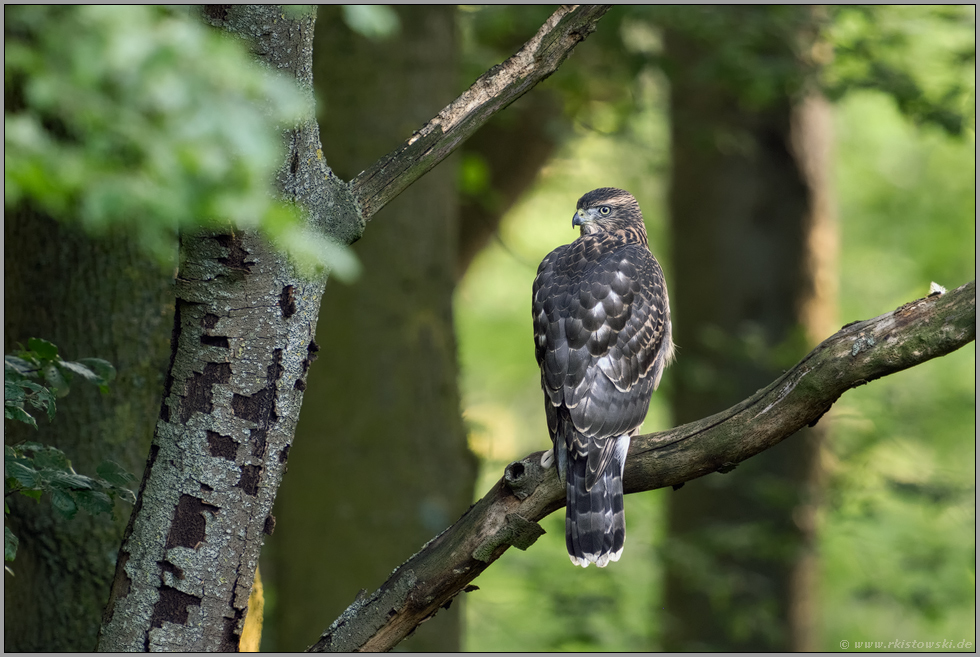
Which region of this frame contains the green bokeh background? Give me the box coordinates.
[458,82,975,651]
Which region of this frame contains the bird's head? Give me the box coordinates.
[572,187,648,242]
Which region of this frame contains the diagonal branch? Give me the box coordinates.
[349,4,611,221]
[309,280,975,652]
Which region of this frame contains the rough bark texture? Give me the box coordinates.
[96,6,348,651]
[310,281,975,652]
[351,4,610,220]
[267,6,475,652]
[3,210,174,651]
[661,13,832,650]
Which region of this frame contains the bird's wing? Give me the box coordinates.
[533,239,672,487]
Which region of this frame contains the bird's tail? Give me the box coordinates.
[565,435,629,568]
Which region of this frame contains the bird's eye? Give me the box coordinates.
[599,206,611,215]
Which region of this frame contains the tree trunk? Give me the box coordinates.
[95,7,357,650]
[661,9,835,650]
[266,6,476,652]
[3,210,173,651]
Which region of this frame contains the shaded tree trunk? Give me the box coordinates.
[3,210,173,651]
[661,9,835,650]
[95,7,358,651]
[456,91,563,280]
[266,6,476,651]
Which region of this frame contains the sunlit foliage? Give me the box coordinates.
[4,5,356,278]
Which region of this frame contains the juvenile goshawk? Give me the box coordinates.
[532,187,674,567]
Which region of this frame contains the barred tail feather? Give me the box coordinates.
[565,435,629,568]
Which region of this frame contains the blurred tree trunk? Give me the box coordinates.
[661,8,836,651]
[3,210,173,651]
[266,6,477,651]
[456,91,562,280]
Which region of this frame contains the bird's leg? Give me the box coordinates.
[540,448,555,470]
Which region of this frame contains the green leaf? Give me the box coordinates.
[45,470,96,491]
[5,526,19,562]
[5,381,26,403]
[4,355,36,375]
[75,358,116,384]
[16,380,47,395]
[32,446,70,471]
[41,363,70,397]
[97,460,137,488]
[49,489,78,519]
[20,489,42,502]
[75,489,114,516]
[4,404,37,429]
[341,5,401,40]
[116,488,137,505]
[27,338,59,361]
[28,387,57,421]
[57,360,98,383]
[5,461,40,489]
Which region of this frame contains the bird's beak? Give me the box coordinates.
[572,208,588,228]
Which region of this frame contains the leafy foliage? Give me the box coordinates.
[340,5,400,41]
[644,5,822,110]
[4,338,115,429]
[821,89,975,647]
[822,5,975,137]
[4,339,135,572]
[4,444,137,554]
[4,5,358,279]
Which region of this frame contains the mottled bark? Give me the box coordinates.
[96,7,347,651]
[311,280,975,652]
[3,211,173,651]
[661,11,833,650]
[267,6,474,652]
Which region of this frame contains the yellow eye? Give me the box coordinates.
[599,206,611,215]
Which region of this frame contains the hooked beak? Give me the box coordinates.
[572,208,588,228]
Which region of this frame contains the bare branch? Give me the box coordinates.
[349,5,611,221]
[310,280,975,652]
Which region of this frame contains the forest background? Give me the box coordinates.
[4,4,975,652]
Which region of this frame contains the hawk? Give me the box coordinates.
[532,188,674,567]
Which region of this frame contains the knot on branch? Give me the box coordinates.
[503,452,551,500]
[472,513,545,563]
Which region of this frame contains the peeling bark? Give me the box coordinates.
[97,226,326,651]
[97,6,334,651]
[309,281,974,652]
